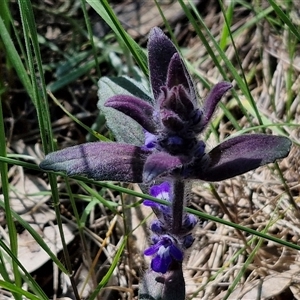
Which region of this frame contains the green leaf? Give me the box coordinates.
[0,280,44,300]
[98,76,152,145]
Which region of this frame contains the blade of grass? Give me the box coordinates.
[0,199,69,274]
[218,0,263,127]
[48,56,105,93]
[178,0,243,130]
[0,16,33,98]
[223,198,284,300]
[76,180,300,252]
[47,90,110,141]
[0,249,11,286]
[233,5,274,39]
[79,0,101,77]
[0,152,298,252]
[0,240,48,299]
[219,0,234,50]
[188,235,255,299]
[77,181,119,213]
[0,91,21,299]
[153,0,180,50]
[88,236,127,300]
[268,0,300,41]
[86,0,148,76]
[0,280,43,300]
[184,0,263,128]
[17,0,77,289]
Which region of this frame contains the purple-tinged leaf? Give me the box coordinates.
[40,142,150,183]
[159,85,194,121]
[98,76,152,146]
[143,152,189,183]
[160,108,185,132]
[191,134,292,181]
[166,53,196,101]
[148,27,178,99]
[105,95,156,133]
[200,82,233,130]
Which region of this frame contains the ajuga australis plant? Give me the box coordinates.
[40,27,292,300]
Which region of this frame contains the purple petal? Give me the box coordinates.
[200,82,233,130]
[144,130,157,149]
[143,199,161,208]
[150,220,165,234]
[150,181,171,198]
[182,214,198,231]
[191,134,292,181]
[151,251,172,273]
[104,95,156,133]
[148,27,178,99]
[143,152,188,183]
[183,235,195,249]
[40,142,150,183]
[143,182,171,208]
[144,244,160,256]
[169,245,183,261]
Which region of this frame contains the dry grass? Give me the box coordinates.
[1,1,300,299]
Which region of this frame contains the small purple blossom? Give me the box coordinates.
[143,181,173,224]
[144,180,197,273]
[143,181,171,209]
[182,214,198,232]
[144,235,183,273]
[144,181,197,234]
[182,234,195,249]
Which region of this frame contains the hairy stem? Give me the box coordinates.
[171,179,185,234]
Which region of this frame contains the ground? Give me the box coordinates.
[1,0,300,299]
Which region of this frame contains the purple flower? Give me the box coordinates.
[39,27,291,184]
[144,235,183,273]
[144,180,197,268]
[143,181,171,209]
[144,181,197,232]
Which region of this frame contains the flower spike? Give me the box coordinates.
[40,27,291,186]
[39,27,292,300]
[40,27,291,185]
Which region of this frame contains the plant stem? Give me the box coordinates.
[171,179,185,234]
